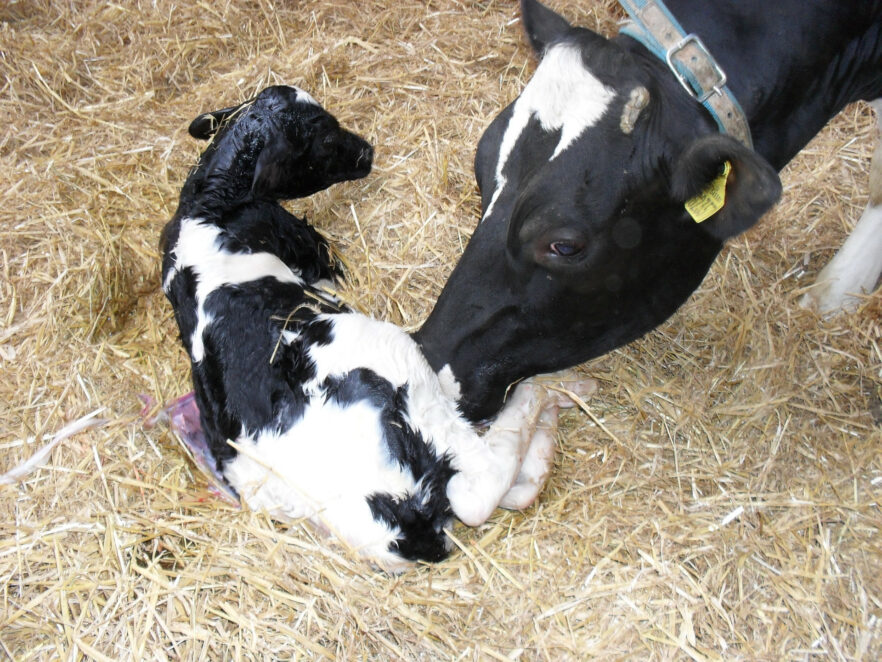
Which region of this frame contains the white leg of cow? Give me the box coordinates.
[801,100,882,314]
[499,376,598,511]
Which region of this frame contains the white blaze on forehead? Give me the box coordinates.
[164,217,303,362]
[537,45,617,158]
[294,86,319,106]
[483,43,617,221]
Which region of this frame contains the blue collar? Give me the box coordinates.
[618,0,753,148]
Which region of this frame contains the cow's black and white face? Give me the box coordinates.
[415,0,781,422]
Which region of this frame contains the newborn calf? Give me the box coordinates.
[160,85,591,570]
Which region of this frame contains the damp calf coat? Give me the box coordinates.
[159,86,568,570]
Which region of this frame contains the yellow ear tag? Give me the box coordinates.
[685,161,732,223]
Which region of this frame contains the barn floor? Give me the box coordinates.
[1,1,880,659]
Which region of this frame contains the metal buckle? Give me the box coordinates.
[665,34,727,104]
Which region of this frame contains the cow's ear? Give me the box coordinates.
[672,134,782,241]
[520,0,573,54]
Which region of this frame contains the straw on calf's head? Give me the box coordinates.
[178,85,373,216]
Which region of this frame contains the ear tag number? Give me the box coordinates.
[685,161,731,223]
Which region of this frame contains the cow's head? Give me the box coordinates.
[415,0,781,422]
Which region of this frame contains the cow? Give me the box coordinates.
[415,0,882,422]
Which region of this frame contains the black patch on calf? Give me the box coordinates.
[163,265,199,344]
[177,86,373,219]
[367,492,452,563]
[299,316,334,347]
[191,335,243,469]
[274,318,335,402]
[323,368,456,561]
[216,201,340,285]
[192,277,341,465]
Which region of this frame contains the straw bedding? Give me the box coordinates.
[1,0,879,659]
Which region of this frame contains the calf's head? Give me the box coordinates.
[183,85,373,209]
[415,0,781,421]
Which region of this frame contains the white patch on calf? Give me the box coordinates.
[294,87,319,106]
[483,43,616,221]
[224,396,413,569]
[437,365,462,401]
[166,217,304,362]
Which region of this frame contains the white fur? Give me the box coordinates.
[437,364,462,401]
[483,43,616,221]
[164,217,304,361]
[801,100,882,313]
[223,312,556,564]
[223,397,414,569]
[294,86,319,106]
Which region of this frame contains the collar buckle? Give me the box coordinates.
[665,33,727,104]
[618,0,753,148]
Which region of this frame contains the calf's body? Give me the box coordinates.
[160,86,587,570]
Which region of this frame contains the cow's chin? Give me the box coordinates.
[437,363,521,424]
[457,385,511,425]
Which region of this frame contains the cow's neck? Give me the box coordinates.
[621,0,882,169]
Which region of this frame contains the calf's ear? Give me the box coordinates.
[187,99,252,140]
[672,133,782,241]
[520,0,573,54]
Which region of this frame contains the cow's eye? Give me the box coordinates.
[549,241,583,257]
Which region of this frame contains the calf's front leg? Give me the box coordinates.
[499,376,597,511]
[445,380,542,526]
[446,376,597,526]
